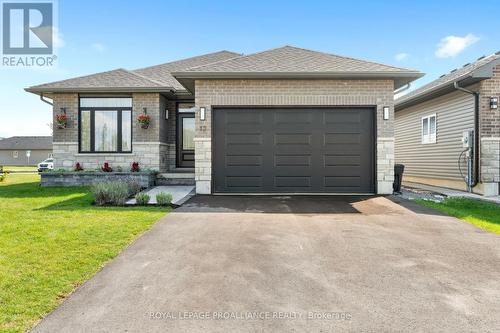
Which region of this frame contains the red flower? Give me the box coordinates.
[131,162,140,172]
[101,162,113,172]
[56,114,67,124]
[74,162,84,171]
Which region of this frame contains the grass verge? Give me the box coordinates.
[0,174,169,333]
[415,197,500,235]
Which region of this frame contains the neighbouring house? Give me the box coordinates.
[26,46,423,194]
[0,136,53,166]
[395,52,500,196]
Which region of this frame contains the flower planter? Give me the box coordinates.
[40,171,156,188]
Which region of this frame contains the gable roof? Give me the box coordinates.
[0,136,52,150]
[25,51,240,94]
[173,46,424,92]
[396,52,500,110]
[133,51,241,90]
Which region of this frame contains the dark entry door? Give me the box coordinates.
[177,112,195,168]
[213,107,375,193]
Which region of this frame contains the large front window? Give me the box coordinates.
[79,97,132,153]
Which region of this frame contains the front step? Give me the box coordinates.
[156,172,195,186]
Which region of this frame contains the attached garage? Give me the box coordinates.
[213,107,375,193]
[172,46,423,195]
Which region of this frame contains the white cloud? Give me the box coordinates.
[395,53,409,61]
[435,33,479,58]
[92,43,105,52]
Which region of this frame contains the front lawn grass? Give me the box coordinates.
[0,174,169,333]
[415,197,500,235]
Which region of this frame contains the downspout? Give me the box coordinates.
[40,93,53,106]
[454,81,480,188]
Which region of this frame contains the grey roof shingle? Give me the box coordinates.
[178,46,419,74]
[0,136,52,150]
[133,51,241,90]
[26,51,240,93]
[396,52,500,108]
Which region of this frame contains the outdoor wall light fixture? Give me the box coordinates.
[200,107,206,121]
[165,109,169,119]
[383,106,390,120]
[490,97,498,109]
[60,107,66,115]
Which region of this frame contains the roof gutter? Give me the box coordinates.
[394,83,411,94]
[454,81,480,188]
[40,93,53,106]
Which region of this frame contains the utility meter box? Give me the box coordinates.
[462,130,474,148]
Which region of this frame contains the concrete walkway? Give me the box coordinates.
[126,185,195,206]
[31,195,500,332]
[404,181,500,204]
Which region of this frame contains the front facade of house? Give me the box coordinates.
[27,46,422,194]
[0,136,53,166]
[395,53,500,196]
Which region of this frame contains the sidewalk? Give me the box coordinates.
[404,181,500,204]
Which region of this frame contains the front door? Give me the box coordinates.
[177,103,195,168]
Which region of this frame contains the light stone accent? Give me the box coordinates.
[377,137,395,194]
[53,142,165,171]
[194,79,395,194]
[194,137,211,194]
[480,137,500,196]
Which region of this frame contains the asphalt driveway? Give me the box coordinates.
[32,196,500,332]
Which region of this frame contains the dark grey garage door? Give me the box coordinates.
[213,107,375,193]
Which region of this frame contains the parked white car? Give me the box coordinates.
[37,158,54,172]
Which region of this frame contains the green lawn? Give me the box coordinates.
[415,197,500,235]
[0,174,169,333]
[2,166,38,173]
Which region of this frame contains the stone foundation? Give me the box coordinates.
[480,137,500,196]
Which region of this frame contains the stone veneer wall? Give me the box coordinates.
[479,65,500,195]
[51,93,166,171]
[194,79,395,194]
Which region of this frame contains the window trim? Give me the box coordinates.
[421,114,437,144]
[78,98,133,154]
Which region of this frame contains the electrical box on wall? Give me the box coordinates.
[462,130,474,148]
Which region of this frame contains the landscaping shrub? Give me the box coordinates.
[156,192,173,206]
[91,181,130,206]
[135,193,150,206]
[126,180,142,196]
[0,173,5,182]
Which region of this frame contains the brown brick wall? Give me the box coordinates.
[479,65,500,137]
[52,93,78,142]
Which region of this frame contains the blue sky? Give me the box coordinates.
[0,0,498,137]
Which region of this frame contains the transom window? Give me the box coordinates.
[422,114,437,144]
[79,97,132,153]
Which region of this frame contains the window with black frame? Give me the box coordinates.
[79,97,132,153]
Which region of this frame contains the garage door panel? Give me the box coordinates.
[324,133,360,145]
[324,155,361,166]
[225,133,263,145]
[225,176,263,188]
[226,155,263,167]
[275,154,311,167]
[274,133,312,145]
[274,111,312,124]
[275,176,311,188]
[214,107,374,193]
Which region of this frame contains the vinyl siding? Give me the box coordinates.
[395,89,475,181]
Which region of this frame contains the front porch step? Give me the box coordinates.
[156,173,195,186]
